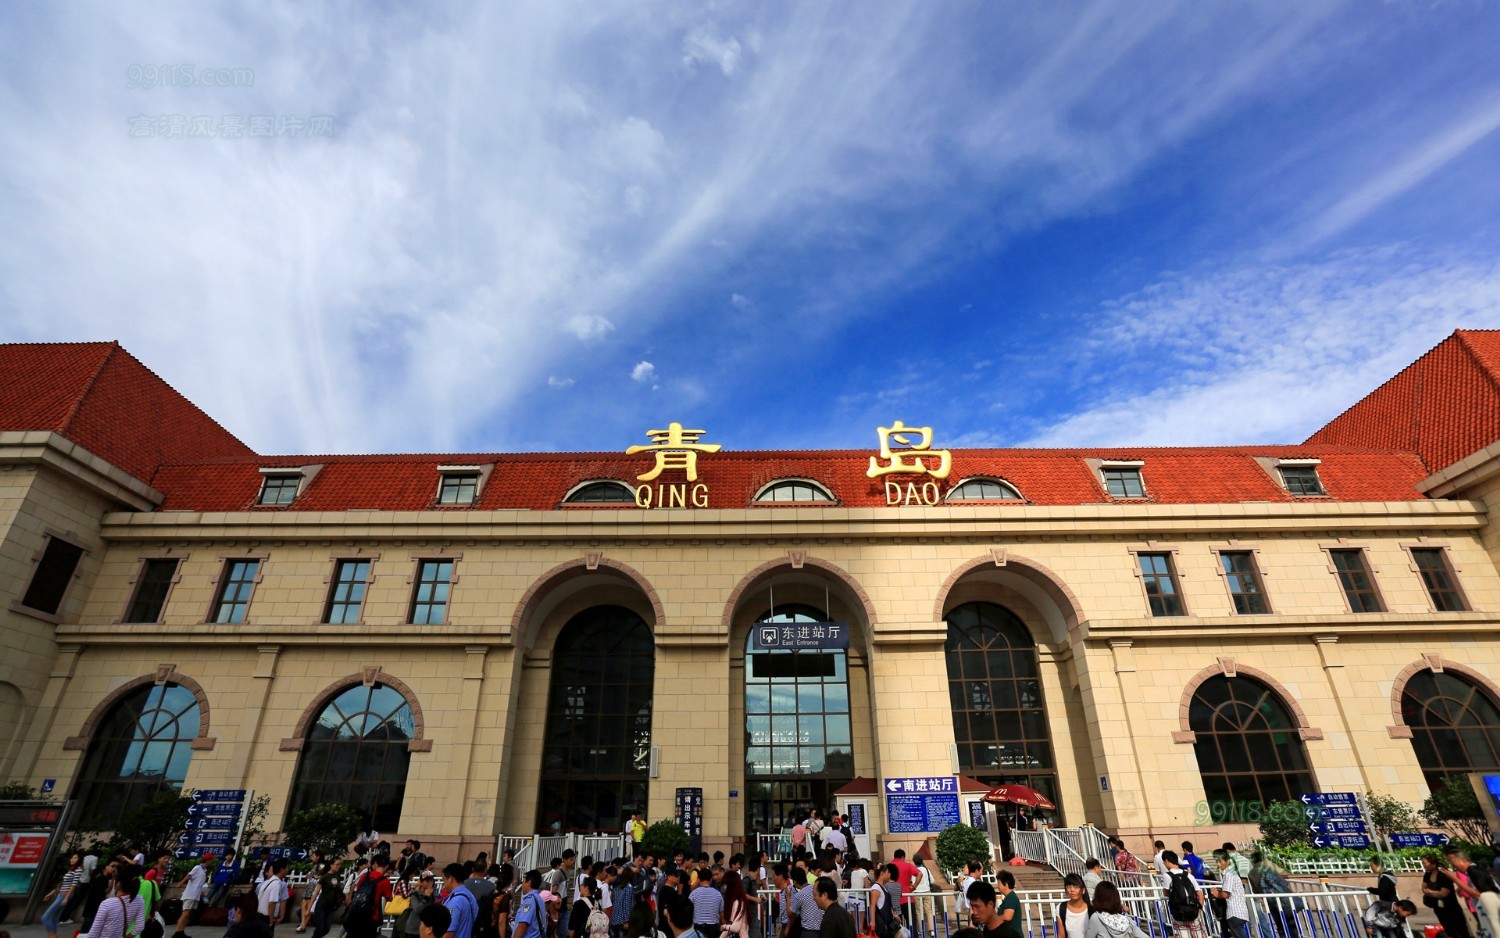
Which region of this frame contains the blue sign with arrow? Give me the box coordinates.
[1300,792,1358,806]
[1304,805,1363,820]
[191,789,247,804]
[1313,834,1371,849]
[1391,833,1451,848]
[187,802,243,818]
[1310,821,1368,835]
[185,816,238,831]
[266,846,310,861]
[179,831,234,846]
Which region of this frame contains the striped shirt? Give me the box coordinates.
[789,885,823,933]
[690,886,724,925]
[90,895,144,938]
[1218,869,1249,922]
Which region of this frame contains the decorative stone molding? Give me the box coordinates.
[932,551,1086,643]
[1387,655,1500,738]
[720,555,877,633]
[511,556,665,644]
[284,670,429,754]
[66,668,215,751]
[1174,659,1320,743]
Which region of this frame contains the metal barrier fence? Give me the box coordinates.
[755,880,1375,938]
[496,832,633,871]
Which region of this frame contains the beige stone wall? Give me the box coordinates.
[4,486,1498,858]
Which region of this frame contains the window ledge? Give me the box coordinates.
[8,600,62,624]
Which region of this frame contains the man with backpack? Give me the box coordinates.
[345,856,394,938]
[1161,851,1205,938]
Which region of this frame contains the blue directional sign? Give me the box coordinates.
[884,776,959,794]
[1310,821,1368,835]
[174,847,209,860]
[40,779,55,794]
[752,621,851,651]
[1304,805,1363,821]
[266,846,310,861]
[1313,834,1371,849]
[188,802,242,818]
[185,815,238,831]
[1300,792,1357,806]
[1391,833,1451,848]
[884,777,961,833]
[191,789,247,804]
[179,831,234,846]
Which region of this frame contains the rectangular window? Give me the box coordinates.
[437,473,479,506]
[1137,552,1185,616]
[1280,465,1326,496]
[1102,467,1145,498]
[324,559,372,624]
[20,536,85,615]
[409,560,454,624]
[125,558,180,623]
[1221,551,1271,614]
[258,474,301,506]
[212,559,260,624]
[1412,548,1469,612]
[1330,549,1384,613]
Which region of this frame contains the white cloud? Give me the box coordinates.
[631,361,657,383]
[1021,247,1500,447]
[730,293,752,310]
[682,28,743,77]
[547,375,575,388]
[566,315,616,342]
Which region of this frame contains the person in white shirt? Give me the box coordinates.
[258,860,292,930]
[1152,841,1167,889]
[956,861,981,920]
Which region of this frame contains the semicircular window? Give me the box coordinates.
[1188,675,1313,806]
[289,683,415,831]
[946,478,1023,501]
[1401,669,1500,789]
[755,480,835,503]
[565,481,637,503]
[74,683,201,829]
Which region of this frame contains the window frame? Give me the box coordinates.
[289,682,416,832]
[562,479,639,505]
[1130,547,1188,617]
[1404,543,1471,612]
[206,556,267,624]
[434,464,493,507]
[752,478,838,505]
[1096,461,1148,499]
[322,555,379,625]
[1214,548,1272,615]
[1188,674,1315,807]
[1278,464,1327,497]
[944,477,1025,503]
[1320,544,1386,614]
[407,555,459,625]
[11,530,89,622]
[122,556,184,624]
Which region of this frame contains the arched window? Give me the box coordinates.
[944,602,1057,806]
[564,481,637,504]
[1188,675,1313,806]
[946,478,1023,502]
[74,683,200,828]
[754,480,836,503]
[540,606,654,831]
[289,684,415,831]
[1401,669,1500,789]
[744,604,854,833]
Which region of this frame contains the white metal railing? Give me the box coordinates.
[756,882,1375,938]
[757,831,793,860]
[495,832,632,872]
[1282,855,1424,875]
[1013,830,1049,863]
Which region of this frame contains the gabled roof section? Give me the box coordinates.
[1306,329,1500,473]
[0,341,256,484]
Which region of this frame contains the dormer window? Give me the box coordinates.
[945,478,1023,502]
[754,479,835,503]
[258,466,320,506]
[564,480,637,504]
[435,465,492,506]
[1278,462,1325,496]
[1100,463,1146,498]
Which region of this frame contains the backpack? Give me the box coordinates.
[874,888,896,938]
[1167,871,1202,924]
[587,902,610,938]
[347,873,380,923]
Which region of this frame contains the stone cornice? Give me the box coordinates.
[0,431,163,511]
[1419,441,1500,498]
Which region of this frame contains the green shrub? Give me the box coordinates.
[1423,777,1489,844]
[1257,800,1312,848]
[935,824,992,877]
[640,820,691,859]
[117,792,194,858]
[283,802,362,859]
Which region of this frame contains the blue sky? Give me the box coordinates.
[2,2,1499,456]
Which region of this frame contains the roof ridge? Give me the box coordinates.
[56,340,121,434]
[1304,329,1460,447]
[1454,329,1500,398]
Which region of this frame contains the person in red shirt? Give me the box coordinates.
[890,851,919,906]
[347,855,395,938]
[146,851,171,882]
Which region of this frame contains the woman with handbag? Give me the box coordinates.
[1422,854,1473,938]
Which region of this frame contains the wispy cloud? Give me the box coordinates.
[631,361,657,384]
[547,375,574,389]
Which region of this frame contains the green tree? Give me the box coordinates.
[1422,777,1489,843]
[283,802,362,860]
[1366,793,1420,841]
[240,794,273,847]
[1258,800,1312,848]
[640,820,691,859]
[117,792,193,857]
[0,782,40,799]
[934,823,992,877]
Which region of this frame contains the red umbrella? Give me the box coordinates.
[982,784,1056,810]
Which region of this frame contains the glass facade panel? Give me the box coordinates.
[1188,675,1313,807]
[290,683,415,831]
[74,683,200,829]
[1401,670,1500,789]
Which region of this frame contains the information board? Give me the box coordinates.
[675,787,703,856]
[846,803,866,836]
[884,778,961,834]
[751,621,852,651]
[968,800,986,830]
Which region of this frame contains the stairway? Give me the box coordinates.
[1006,862,1065,892]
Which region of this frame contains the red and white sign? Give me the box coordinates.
[0,832,49,867]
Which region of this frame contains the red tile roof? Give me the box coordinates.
[148,444,1430,511]
[1307,329,1500,472]
[0,341,255,485]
